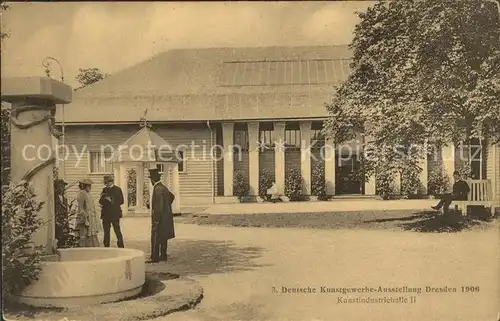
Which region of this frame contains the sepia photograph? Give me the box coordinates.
[1,1,499,320]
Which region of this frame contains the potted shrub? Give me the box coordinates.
[233,171,249,202]
[311,162,327,201]
[259,169,274,202]
[285,167,303,201]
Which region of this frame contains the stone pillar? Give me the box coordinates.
[324,137,336,196]
[300,121,312,195]
[247,122,260,196]
[136,163,145,210]
[442,144,455,192]
[222,122,234,196]
[119,163,129,214]
[273,122,286,194]
[1,77,72,253]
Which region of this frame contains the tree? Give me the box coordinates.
[0,2,9,42]
[1,103,11,188]
[324,0,500,190]
[75,68,108,88]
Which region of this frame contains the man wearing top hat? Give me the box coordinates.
[148,168,175,262]
[99,175,125,248]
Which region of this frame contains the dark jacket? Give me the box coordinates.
[99,185,124,220]
[452,180,470,201]
[151,182,175,243]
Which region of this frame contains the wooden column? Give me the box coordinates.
[300,121,312,195]
[119,163,129,214]
[222,122,234,196]
[247,122,260,196]
[442,144,455,192]
[136,163,145,210]
[418,144,428,195]
[273,122,286,195]
[324,137,336,196]
[364,135,376,195]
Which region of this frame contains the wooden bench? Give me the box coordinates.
[452,179,495,216]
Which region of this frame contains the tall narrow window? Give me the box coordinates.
[311,129,325,149]
[285,129,301,149]
[234,130,249,151]
[259,129,274,150]
[89,151,113,174]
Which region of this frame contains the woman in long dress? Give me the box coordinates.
[76,179,102,247]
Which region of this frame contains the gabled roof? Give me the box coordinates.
[110,125,177,163]
[57,45,352,123]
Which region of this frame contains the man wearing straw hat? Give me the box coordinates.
[148,168,175,263]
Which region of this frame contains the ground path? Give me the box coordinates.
[112,214,499,321]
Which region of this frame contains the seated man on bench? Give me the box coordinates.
[431,171,470,214]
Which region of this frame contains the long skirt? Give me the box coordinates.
[77,224,100,247]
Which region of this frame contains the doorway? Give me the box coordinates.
[336,153,363,194]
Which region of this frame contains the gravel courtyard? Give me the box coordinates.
[117,211,499,321]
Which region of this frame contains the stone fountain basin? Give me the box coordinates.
[13,247,145,308]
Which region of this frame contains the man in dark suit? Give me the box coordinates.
[148,168,175,263]
[99,175,125,248]
[432,171,470,214]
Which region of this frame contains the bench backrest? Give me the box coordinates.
[467,179,492,202]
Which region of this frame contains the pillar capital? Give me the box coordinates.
[1,77,72,104]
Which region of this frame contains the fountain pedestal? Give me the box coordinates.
[1,77,146,308]
[1,77,72,253]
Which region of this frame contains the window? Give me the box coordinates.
[177,151,185,173]
[88,151,113,174]
[155,150,186,174]
[311,129,325,149]
[259,129,274,150]
[285,129,301,149]
[234,130,249,151]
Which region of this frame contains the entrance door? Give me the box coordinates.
[336,153,363,194]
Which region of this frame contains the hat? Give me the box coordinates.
[79,178,94,185]
[148,168,161,178]
[54,179,68,186]
[103,175,114,183]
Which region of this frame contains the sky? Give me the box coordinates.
[1,1,375,88]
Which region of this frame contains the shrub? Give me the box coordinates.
[127,168,137,207]
[285,167,303,199]
[375,168,396,200]
[428,163,450,195]
[456,162,473,179]
[2,181,44,298]
[1,103,10,188]
[311,162,327,200]
[400,164,423,199]
[54,179,79,248]
[259,168,274,199]
[144,183,150,209]
[233,171,249,200]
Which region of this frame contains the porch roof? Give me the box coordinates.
[56,45,351,123]
[110,125,178,163]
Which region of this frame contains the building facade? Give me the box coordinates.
[55,45,500,211]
